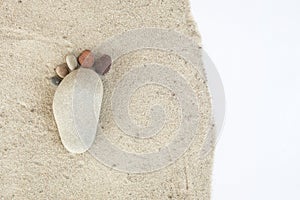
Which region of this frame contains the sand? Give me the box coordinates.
[0,0,214,199]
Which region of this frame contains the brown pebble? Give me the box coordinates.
[78,50,95,68]
[94,54,112,75]
[55,63,69,79]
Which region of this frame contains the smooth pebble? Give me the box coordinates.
[66,54,78,71]
[94,54,112,75]
[55,63,69,79]
[51,76,62,86]
[78,50,95,68]
[53,68,103,153]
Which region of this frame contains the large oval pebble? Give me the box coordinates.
[53,68,103,153]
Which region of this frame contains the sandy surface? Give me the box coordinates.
[0,0,214,199]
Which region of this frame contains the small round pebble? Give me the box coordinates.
[94,54,112,75]
[55,63,69,79]
[78,50,95,68]
[51,76,62,86]
[66,54,78,71]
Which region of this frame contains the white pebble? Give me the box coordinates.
[66,54,78,71]
[53,68,103,153]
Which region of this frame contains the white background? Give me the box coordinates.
[190,0,300,199]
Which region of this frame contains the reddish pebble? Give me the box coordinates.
[78,50,95,68]
[94,54,112,75]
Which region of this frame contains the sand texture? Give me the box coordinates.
[0,0,214,199]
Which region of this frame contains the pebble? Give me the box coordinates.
[55,63,69,79]
[94,54,112,75]
[51,76,62,86]
[66,54,78,71]
[78,50,95,68]
[53,68,103,154]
